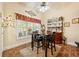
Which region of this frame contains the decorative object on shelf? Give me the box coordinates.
[64,22,70,27]
[41,24,45,34]
[59,16,64,21]
[41,24,45,29]
[72,18,79,24]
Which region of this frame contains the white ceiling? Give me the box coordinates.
[23,2,72,10]
[17,2,79,12]
[17,2,79,19]
[20,2,77,14]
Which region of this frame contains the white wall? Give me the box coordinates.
[3,2,79,51]
[3,3,42,50]
[0,3,3,56]
[43,3,79,46]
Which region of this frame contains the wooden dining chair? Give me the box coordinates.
[31,31,43,54]
[46,32,56,55]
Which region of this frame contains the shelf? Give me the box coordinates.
[47,17,63,31]
[47,26,62,28]
[47,16,64,44]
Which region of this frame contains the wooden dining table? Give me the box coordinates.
[31,33,53,57]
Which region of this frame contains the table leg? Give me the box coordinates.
[45,41,48,57]
[31,39,34,51]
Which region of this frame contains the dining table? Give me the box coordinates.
[31,33,53,57]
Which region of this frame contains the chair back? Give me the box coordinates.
[32,31,38,40]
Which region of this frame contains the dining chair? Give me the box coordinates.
[31,31,43,54]
[46,32,56,55]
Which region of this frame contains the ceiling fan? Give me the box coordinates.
[39,2,49,12]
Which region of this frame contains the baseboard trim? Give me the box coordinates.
[67,42,77,47]
[3,40,31,51]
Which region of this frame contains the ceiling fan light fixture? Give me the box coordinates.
[40,6,49,12]
[39,2,49,12]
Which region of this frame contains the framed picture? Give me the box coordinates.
[72,18,79,24]
[64,22,70,27]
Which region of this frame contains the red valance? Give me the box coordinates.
[15,13,41,24]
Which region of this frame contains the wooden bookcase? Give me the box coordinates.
[47,16,63,44]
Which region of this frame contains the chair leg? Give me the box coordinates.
[31,39,34,51]
[42,40,44,49]
[54,41,56,51]
[51,43,53,55]
[48,42,49,48]
[37,41,40,54]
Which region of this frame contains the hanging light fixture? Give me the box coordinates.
[39,2,49,12]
